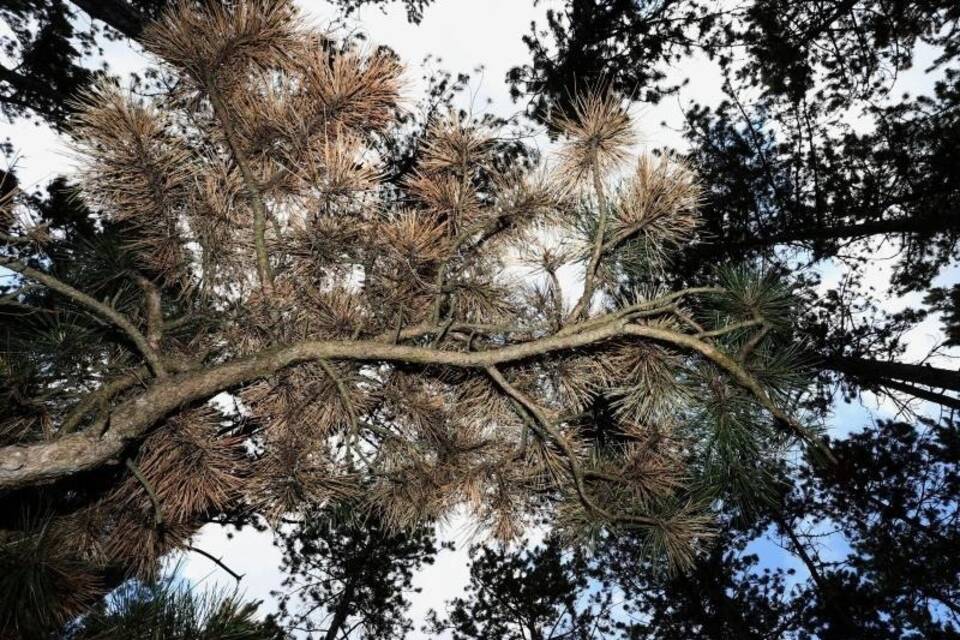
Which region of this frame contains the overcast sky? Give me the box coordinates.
[2,1,957,637]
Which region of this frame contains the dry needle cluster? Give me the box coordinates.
[0,0,821,626]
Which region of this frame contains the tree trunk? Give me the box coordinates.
[777,516,858,634]
[324,582,356,640]
[729,213,952,248]
[826,356,960,393]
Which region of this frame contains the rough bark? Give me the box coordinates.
[0,317,813,491]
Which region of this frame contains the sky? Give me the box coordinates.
[2,0,957,637]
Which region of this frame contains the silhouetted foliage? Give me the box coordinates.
[427,537,617,640]
[272,504,442,639]
[438,418,959,639]
[0,0,172,127]
[60,579,287,640]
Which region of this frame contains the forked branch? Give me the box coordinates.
[3,261,167,377]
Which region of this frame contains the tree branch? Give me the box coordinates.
[3,261,166,377]
[206,81,274,293]
[132,272,163,351]
[126,457,162,527]
[624,324,837,464]
[485,364,657,528]
[0,314,831,490]
[185,544,244,582]
[60,368,148,434]
[567,152,610,322]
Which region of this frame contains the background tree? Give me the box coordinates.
[601,416,960,638]
[502,0,960,412]
[0,0,170,128]
[426,537,618,640]
[272,504,441,639]
[0,0,823,631]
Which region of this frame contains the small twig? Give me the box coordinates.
[186,544,244,582]
[696,318,763,339]
[125,458,162,528]
[739,324,771,361]
[131,272,164,351]
[567,150,611,323]
[206,78,273,293]
[393,306,404,344]
[317,359,359,438]
[431,317,455,348]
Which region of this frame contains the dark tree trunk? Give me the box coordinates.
[826,356,960,393]
[323,581,357,640]
[730,214,952,248]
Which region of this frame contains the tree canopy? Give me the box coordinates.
[1,1,958,638]
[0,1,830,635]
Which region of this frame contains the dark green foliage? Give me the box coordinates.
[60,580,287,640]
[614,418,960,638]
[788,419,960,637]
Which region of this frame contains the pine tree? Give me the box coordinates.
[272,504,440,639]
[1,0,825,632]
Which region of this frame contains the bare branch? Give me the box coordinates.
[185,544,244,582]
[126,457,163,527]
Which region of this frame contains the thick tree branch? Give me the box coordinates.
[826,355,960,393]
[60,368,148,434]
[0,314,829,491]
[869,378,960,412]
